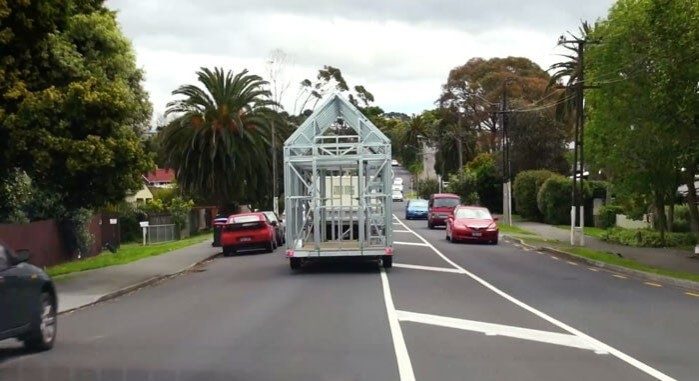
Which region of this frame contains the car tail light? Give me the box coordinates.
[286,249,295,257]
[384,247,394,256]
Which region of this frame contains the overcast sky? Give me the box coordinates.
[106,0,614,122]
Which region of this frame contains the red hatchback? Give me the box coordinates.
[445,206,499,244]
[427,193,461,229]
[220,213,277,256]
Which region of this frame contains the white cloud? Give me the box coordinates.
[108,0,614,122]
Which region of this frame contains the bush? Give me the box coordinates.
[598,205,624,229]
[671,204,691,232]
[60,208,95,258]
[446,170,479,205]
[513,170,556,220]
[537,176,591,225]
[417,178,439,200]
[466,153,502,213]
[601,227,696,248]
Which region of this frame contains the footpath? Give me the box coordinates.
[514,221,699,275]
[55,240,217,313]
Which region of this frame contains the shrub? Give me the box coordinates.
[446,170,479,205]
[588,180,609,200]
[466,153,502,213]
[537,176,591,225]
[513,170,556,220]
[417,178,440,200]
[601,227,696,248]
[598,205,625,229]
[671,204,691,232]
[60,208,95,258]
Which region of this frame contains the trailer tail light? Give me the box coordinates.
[384,247,394,256]
[286,249,295,258]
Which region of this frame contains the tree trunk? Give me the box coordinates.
[655,191,667,245]
[684,171,699,241]
[667,201,674,232]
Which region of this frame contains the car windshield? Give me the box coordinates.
[433,198,460,208]
[455,208,492,220]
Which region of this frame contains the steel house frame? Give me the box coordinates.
[283,94,393,262]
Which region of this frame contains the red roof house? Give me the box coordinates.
[144,168,176,188]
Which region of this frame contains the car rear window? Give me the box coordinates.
[231,215,261,224]
[263,212,277,222]
[433,198,460,208]
[455,208,492,219]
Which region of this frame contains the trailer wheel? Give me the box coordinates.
[290,258,302,270]
[382,255,393,269]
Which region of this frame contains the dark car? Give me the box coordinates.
[405,199,428,220]
[263,211,286,246]
[427,193,461,229]
[0,242,58,351]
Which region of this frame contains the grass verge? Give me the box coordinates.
[510,233,699,283]
[498,224,537,236]
[47,233,212,277]
[555,225,607,239]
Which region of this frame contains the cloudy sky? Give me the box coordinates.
[107,0,614,122]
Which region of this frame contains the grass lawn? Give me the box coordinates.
[47,233,212,277]
[555,225,607,239]
[498,224,536,236]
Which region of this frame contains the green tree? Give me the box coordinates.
[466,153,502,213]
[0,1,154,213]
[160,67,275,206]
[586,0,699,241]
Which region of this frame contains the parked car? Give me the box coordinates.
[263,211,286,246]
[405,199,429,220]
[0,242,57,351]
[221,213,277,256]
[392,190,404,202]
[391,159,399,167]
[427,193,461,229]
[393,177,404,185]
[392,183,404,192]
[445,206,499,244]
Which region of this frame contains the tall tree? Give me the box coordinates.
[160,67,276,207]
[586,0,699,240]
[0,0,153,212]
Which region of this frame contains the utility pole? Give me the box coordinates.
[558,35,594,246]
[271,119,278,215]
[500,78,514,226]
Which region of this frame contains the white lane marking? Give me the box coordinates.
[396,310,603,353]
[588,267,599,272]
[394,241,429,247]
[644,282,662,288]
[685,292,699,298]
[550,256,561,261]
[567,261,579,266]
[392,214,677,381]
[380,269,416,381]
[394,263,465,274]
[394,230,412,233]
[613,274,628,279]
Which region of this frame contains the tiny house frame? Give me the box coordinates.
[283,94,393,267]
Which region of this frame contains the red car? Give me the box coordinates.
[427,193,461,229]
[445,206,499,244]
[221,213,277,256]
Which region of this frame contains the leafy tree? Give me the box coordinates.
[513,170,556,221]
[586,0,699,241]
[160,67,275,206]
[0,1,154,212]
[446,169,479,205]
[296,65,375,113]
[466,153,502,213]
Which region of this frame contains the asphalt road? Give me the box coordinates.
[1,167,698,380]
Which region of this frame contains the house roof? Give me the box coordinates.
[144,168,175,183]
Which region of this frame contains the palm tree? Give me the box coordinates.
[547,21,592,129]
[160,67,277,206]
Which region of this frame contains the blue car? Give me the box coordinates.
[405,199,429,220]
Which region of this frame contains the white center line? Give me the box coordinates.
[391,214,677,381]
[394,230,412,233]
[394,263,465,274]
[380,269,416,381]
[394,241,429,247]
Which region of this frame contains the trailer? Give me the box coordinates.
[283,94,393,270]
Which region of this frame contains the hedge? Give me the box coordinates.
[597,204,624,229]
[537,175,591,225]
[513,170,556,221]
[601,227,696,248]
[417,178,440,200]
[588,180,609,200]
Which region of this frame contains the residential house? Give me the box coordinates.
[144,168,176,188]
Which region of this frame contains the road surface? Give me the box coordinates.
[1,167,698,380]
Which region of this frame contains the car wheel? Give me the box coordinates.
[491,238,499,245]
[290,258,302,270]
[445,229,450,241]
[428,222,434,229]
[223,246,234,257]
[23,292,57,352]
[266,240,275,253]
[382,255,393,269]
